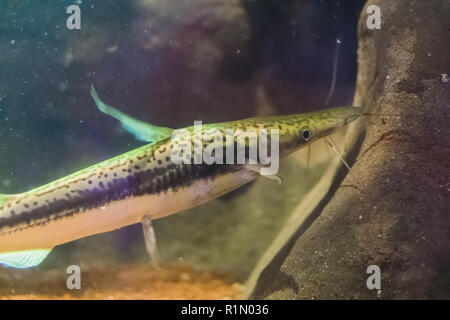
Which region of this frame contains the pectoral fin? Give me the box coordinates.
[0,248,53,269]
[90,85,173,143]
[245,164,283,185]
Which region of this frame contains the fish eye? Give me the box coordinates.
[301,128,311,141]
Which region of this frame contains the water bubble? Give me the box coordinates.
[106,45,118,53]
[58,81,69,92]
[2,179,11,187]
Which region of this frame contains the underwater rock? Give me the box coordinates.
[249,0,450,299]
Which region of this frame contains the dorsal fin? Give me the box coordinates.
[90,85,173,143]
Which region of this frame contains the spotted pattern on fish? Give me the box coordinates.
[0,106,361,236]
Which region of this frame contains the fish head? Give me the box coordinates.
[272,106,362,157]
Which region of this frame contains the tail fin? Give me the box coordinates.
[0,249,53,269]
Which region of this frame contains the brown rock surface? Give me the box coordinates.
[250,0,450,299]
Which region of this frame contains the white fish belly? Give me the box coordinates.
[0,170,256,252]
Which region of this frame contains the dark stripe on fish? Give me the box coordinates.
[0,163,241,232]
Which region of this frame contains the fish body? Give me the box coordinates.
[0,86,361,267]
[0,138,258,252]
